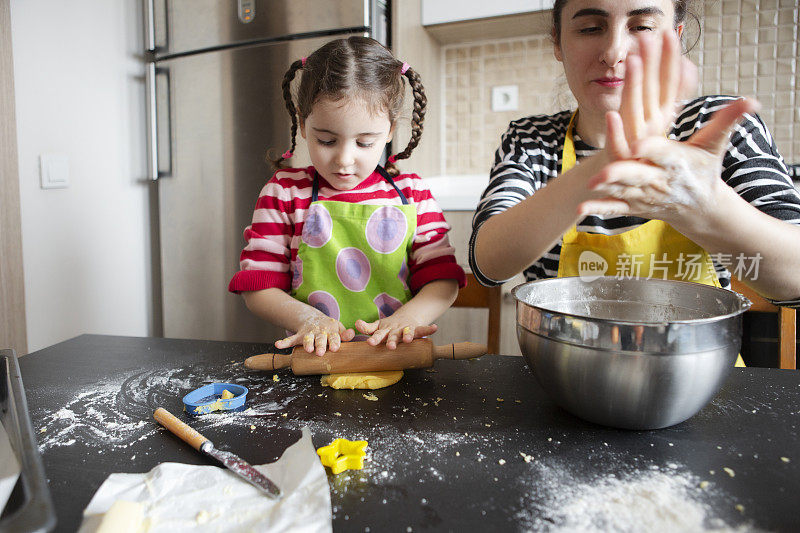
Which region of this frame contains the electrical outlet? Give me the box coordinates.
[40,154,70,189]
[491,85,519,112]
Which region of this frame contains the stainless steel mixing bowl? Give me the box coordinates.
[512,276,751,430]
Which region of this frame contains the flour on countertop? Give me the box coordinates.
[34,363,306,452]
[516,460,753,533]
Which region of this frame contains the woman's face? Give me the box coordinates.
[554,0,678,116]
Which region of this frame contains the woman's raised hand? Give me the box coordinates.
[620,30,696,143]
[579,31,759,228]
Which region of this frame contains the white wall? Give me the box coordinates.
[11,0,152,352]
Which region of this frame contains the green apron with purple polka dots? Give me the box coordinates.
[290,166,416,330]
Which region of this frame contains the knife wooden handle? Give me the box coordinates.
[154,407,209,451]
[244,339,488,375]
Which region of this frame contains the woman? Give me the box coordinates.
[469,0,800,316]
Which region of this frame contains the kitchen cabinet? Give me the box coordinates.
[421,0,554,26]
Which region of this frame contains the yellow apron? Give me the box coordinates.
[557,112,745,367]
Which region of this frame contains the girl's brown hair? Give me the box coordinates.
[551,0,698,51]
[272,36,426,177]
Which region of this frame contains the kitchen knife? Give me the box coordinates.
[153,407,281,499]
[244,339,488,375]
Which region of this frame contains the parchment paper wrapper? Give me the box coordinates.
[79,427,331,532]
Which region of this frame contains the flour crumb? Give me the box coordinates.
[723,467,735,477]
[496,397,504,402]
[781,457,790,463]
[515,400,522,404]
[699,481,709,489]
[40,427,46,433]
[709,470,715,475]
[363,393,378,401]
[499,459,506,465]
[333,412,341,416]
[735,504,745,513]
[485,423,491,427]
[281,413,288,417]
[196,511,210,524]
[520,452,533,463]
[668,442,674,447]
[548,437,552,442]
[455,451,460,457]
[250,425,256,430]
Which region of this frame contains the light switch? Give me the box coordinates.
[40,154,70,189]
[491,85,519,112]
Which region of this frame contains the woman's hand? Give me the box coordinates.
[620,30,696,144]
[354,312,438,350]
[578,31,759,228]
[275,313,355,356]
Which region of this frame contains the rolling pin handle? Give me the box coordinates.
[244,353,292,371]
[434,342,488,360]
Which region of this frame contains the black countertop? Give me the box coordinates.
[19,334,800,531]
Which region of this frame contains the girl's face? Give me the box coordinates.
[554,0,677,116]
[300,96,394,190]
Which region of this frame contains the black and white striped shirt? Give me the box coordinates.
[468,95,800,307]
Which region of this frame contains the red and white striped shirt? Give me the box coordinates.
[229,167,466,294]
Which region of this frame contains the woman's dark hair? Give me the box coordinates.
[551,0,698,51]
[272,36,426,177]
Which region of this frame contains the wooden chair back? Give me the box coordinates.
[452,272,502,354]
[731,278,797,369]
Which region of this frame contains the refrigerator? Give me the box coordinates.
[144,0,389,342]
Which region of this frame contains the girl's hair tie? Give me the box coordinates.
[281,150,293,159]
[300,57,307,67]
[387,155,398,164]
[400,62,410,74]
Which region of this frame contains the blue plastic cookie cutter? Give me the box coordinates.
[182,383,248,416]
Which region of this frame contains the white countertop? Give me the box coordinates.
[424,174,489,211]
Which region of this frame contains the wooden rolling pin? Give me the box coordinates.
[244,339,487,375]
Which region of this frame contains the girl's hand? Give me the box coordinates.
[354,313,438,350]
[275,314,355,357]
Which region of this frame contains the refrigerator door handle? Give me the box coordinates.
[144,0,156,52]
[146,63,172,180]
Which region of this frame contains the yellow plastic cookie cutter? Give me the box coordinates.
[316,438,368,474]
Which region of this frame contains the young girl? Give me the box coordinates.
[229,37,466,356]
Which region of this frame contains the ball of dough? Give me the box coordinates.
[320,370,403,390]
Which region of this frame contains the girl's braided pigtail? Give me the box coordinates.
[268,59,304,170]
[385,65,426,177]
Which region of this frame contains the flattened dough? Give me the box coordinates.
[320,370,403,390]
